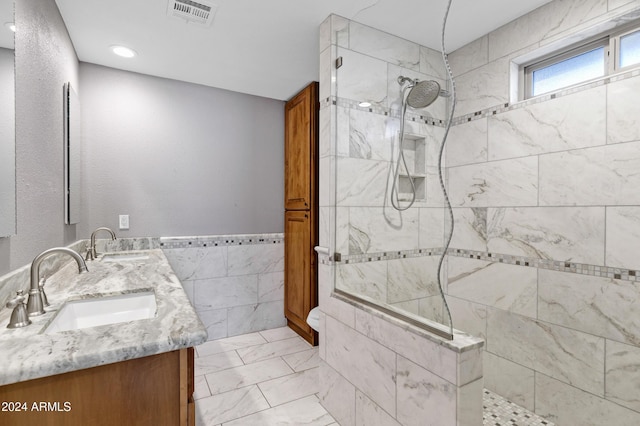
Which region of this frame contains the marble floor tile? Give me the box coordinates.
[282,347,320,372]
[193,327,556,426]
[195,350,244,377]
[196,332,268,357]
[236,336,312,364]
[258,367,320,406]
[259,326,299,342]
[195,385,270,425]
[222,395,335,426]
[194,375,212,400]
[205,357,294,395]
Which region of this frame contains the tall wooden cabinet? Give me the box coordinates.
[284,82,318,345]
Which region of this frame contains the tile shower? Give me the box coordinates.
[317,0,640,424]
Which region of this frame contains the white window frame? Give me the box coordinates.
[519,21,640,100]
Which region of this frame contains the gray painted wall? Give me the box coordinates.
[78,63,285,239]
[0,0,80,274]
[1,0,285,277]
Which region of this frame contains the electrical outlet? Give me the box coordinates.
[119,215,129,230]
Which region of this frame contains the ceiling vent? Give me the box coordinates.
[167,0,217,26]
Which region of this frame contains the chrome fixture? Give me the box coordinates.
[86,227,117,260]
[6,290,31,328]
[27,247,88,316]
[391,75,451,211]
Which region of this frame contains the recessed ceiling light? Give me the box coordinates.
[110,45,137,58]
[358,101,372,108]
[5,22,15,32]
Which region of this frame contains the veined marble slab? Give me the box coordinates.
[336,157,388,206]
[387,256,440,303]
[539,141,640,205]
[487,86,606,160]
[538,269,640,346]
[336,48,388,106]
[606,340,640,413]
[451,207,488,252]
[487,309,604,395]
[445,118,488,168]
[448,156,538,207]
[335,262,387,305]
[605,206,640,270]
[454,56,510,117]
[447,258,537,318]
[536,372,640,426]
[348,206,420,253]
[486,206,605,264]
[397,356,457,426]
[349,21,420,73]
[0,249,207,386]
[483,351,535,411]
[325,316,397,414]
[448,36,488,77]
[488,0,607,61]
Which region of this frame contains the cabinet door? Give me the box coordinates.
[284,82,318,210]
[284,210,316,344]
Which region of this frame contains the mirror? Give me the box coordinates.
[64,82,81,224]
[0,1,15,237]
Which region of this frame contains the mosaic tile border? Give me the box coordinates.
[159,233,284,249]
[320,96,446,127]
[452,68,640,125]
[449,248,640,282]
[321,245,640,283]
[320,68,640,129]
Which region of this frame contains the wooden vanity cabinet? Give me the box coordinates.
[0,348,195,426]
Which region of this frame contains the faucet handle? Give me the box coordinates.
[6,291,32,329]
[6,290,26,308]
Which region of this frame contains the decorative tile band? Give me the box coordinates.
[159,233,284,249]
[320,96,446,127]
[322,245,640,283]
[320,68,640,128]
[450,68,640,126]
[448,248,640,282]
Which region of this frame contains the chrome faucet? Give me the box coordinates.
[27,247,89,316]
[86,227,117,260]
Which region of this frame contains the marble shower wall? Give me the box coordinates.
[446,0,640,424]
[318,15,484,426]
[160,234,285,340]
[328,14,449,323]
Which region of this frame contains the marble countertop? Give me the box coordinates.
[0,249,207,386]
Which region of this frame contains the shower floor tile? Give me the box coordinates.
[483,389,555,426]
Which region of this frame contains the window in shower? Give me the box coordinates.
[522,20,640,99]
[526,40,606,97]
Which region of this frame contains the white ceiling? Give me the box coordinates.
[53,0,553,101]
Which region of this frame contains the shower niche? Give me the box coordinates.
[397,132,427,202]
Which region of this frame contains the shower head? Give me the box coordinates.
[397,75,445,109]
[406,80,441,109]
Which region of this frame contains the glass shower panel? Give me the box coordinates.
[331,19,453,334]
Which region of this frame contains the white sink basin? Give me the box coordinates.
[101,253,150,262]
[44,291,157,334]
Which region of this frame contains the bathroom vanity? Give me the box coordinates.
[0,249,207,425]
